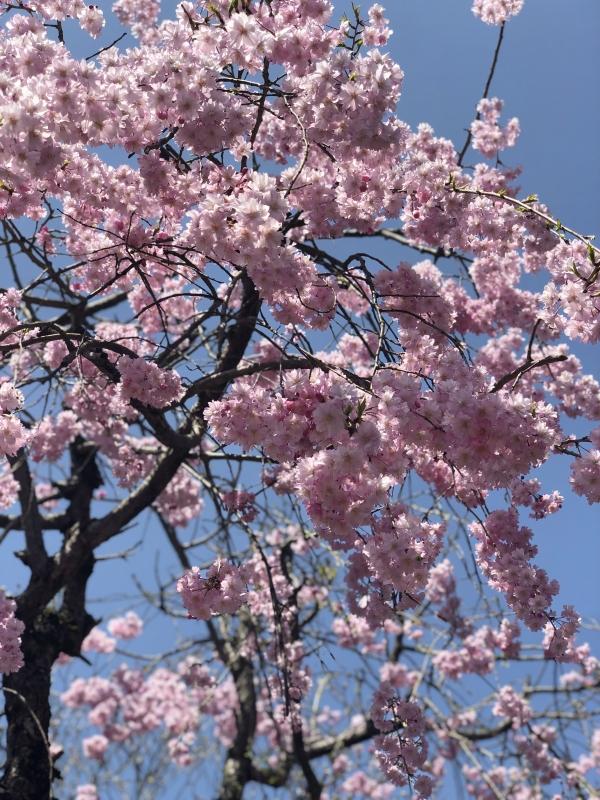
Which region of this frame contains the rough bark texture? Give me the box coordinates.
[1,619,56,800]
[1,603,94,800]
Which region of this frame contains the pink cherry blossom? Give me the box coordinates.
[472,0,524,25]
[82,628,117,655]
[471,98,520,158]
[492,685,532,728]
[177,560,246,620]
[75,786,98,800]
[0,590,24,674]
[107,612,143,640]
[82,734,109,761]
[118,357,183,409]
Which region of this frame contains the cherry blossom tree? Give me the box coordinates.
[0,0,599,798]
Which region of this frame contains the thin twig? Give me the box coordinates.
[85,32,127,61]
[457,22,506,166]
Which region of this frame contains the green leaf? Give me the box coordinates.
[571,262,585,280]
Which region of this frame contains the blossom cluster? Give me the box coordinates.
[472,0,524,25]
[434,621,520,680]
[470,510,573,640]
[62,665,203,767]
[371,681,432,795]
[0,589,24,674]
[471,98,520,158]
[177,560,246,620]
[118,357,183,409]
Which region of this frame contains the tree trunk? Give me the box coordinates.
[1,614,58,800]
[1,600,95,798]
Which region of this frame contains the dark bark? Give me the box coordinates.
[0,602,95,800]
[0,440,99,798]
[1,615,56,800]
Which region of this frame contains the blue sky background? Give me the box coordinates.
[1,1,599,797]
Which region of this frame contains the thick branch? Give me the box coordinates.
[7,451,49,580]
[490,354,568,393]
